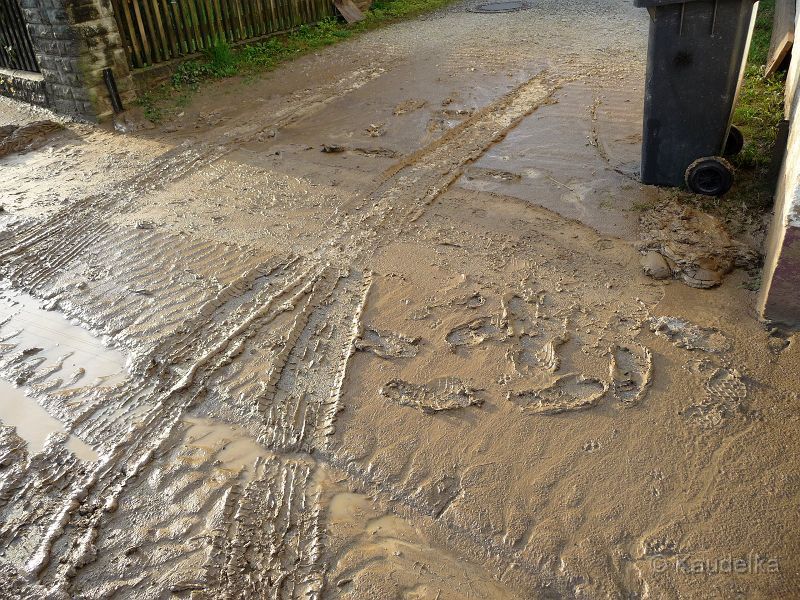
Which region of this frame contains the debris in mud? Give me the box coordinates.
[638,203,760,288]
[464,167,522,183]
[649,316,731,353]
[355,327,420,358]
[322,144,347,153]
[609,343,652,406]
[351,146,401,158]
[365,123,385,137]
[392,99,427,115]
[508,374,608,414]
[450,291,485,309]
[0,121,64,159]
[112,107,155,134]
[380,378,482,413]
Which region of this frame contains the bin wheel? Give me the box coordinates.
[723,125,744,156]
[685,157,734,196]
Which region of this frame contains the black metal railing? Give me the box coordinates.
[0,0,40,72]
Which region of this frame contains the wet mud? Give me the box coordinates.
[0,0,799,598]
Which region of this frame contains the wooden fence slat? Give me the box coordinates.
[240,0,253,39]
[167,0,189,56]
[110,0,339,70]
[186,0,203,51]
[219,0,231,41]
[265,0,278,33]
[110,0,139,67]
[140,0,164,63]
[213,0,226,41]
[194,0,209,48]
[205,0,219,44]
[151,0,173,60]
[232,0,245,40]
[130,0,153,65]
[158,0,180,58]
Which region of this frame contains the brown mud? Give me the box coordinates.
[0,0,798,598]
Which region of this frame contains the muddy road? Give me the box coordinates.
[1,0,799,597]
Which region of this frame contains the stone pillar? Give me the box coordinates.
[758,0,800,326]
[10,0,136,121]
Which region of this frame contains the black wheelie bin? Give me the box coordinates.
[635,0,759,195]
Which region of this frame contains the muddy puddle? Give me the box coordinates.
[0,380,97,460]
[0,287,127,460]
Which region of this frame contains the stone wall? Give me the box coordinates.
[1,0,135,121]
[0,68,47,107]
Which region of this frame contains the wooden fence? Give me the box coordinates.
[0,0,40,72]
[111,0,335,68]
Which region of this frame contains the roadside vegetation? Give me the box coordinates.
[139,0,455,122]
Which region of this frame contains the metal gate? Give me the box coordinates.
[110,0,335,69]
[0,0,40,72]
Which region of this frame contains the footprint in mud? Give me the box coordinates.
[767,329,792,355]
[355,327,420,359]
[682,360,749,428]
[445,316,506,350]
[510,332,569,374]
[649,316,731,353]
[609,343,653,407]
[582,440,600,452]
[501,293,535,337]
[380,378,482,414]
[503,293,567,374]
[507,374,608,415]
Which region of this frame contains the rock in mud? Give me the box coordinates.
[639,203,760,288]
[380,378,482,413]
[649,316,731,353]
[640,251,672,280]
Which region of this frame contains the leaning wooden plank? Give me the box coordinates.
[333,0,363,23]
[766,0,795,77]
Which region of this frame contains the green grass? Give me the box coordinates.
[139,0,456,122]
[699,0,787,219]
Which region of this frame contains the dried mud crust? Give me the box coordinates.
[638,202,761,289]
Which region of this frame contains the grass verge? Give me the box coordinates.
[139,0,456,122]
